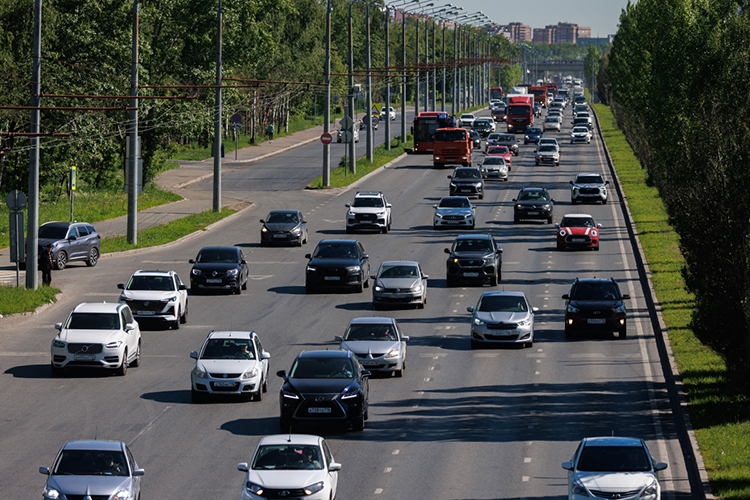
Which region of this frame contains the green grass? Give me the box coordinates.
[595,103,750,500]
[100,207,236,253]
[307,135,413,189]
[0,285,60,315]
[0,183,182,249]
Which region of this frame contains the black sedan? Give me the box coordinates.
[260,210,308,246]
[305,240,370,293]
[512,187,555,224]
[189,246,249,294]
[469,130,481,149]
[277,350,370,432]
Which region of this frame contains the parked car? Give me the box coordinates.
[448,166,484,199]
[37,221,100,270]
[445,234,502,287]
[556,213,602,251]
[337,317,409,375]
[305,239,370,293]
[512,187,554,224]
[277,350,370,432]
[562,437,667,500]
[189,246,249,294]
[118,270,188,329]
[40,440,144,500]
[345,191,392,234]
[467,291,537,348]
[190,330,271,401]
[371,261,428,309]
[562,278,630,338]
[260,210,308,246]
[237,434,340,500]
[50,302,141,376]
[433,196,476,230]
[570,173,609,204]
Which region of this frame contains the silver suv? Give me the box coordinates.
[50,302,142,376]
[37,221,101,270]
[570,173,609,204]
[345,191,392,233]
[118,270,188,329]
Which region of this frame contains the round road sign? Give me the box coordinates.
[320,132,333,145]
[5,190,27,211]
[231,112,242,124]
[371,115,379,126]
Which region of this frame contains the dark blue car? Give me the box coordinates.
[524,127,543,145]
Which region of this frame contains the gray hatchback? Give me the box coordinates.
[38,221,101,269]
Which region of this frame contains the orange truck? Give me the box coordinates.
[529,86,548,108]
[432,128,471,168]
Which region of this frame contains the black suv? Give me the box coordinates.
[277,350,370,432]
[305,240,370,293]
[562,278,630,339]
[444,234,503,287]
[512,187,554,224]
[448,167,484,199]
[471,118,494,138]
[189,246,249,294]
[37,221,101,270]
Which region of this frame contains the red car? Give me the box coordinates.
[555,213,601,251]
[485,146,512,170]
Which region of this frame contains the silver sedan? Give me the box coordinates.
[371,261,428,309]
[467,291,537,348]
[336,317,409,377]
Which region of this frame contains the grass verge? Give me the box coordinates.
[101,208,236,254]
[0,285,60,315]
[595,103,749,499]
[307,135,414,189]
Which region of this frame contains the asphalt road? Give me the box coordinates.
[0,105,699,500]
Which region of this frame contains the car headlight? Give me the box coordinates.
[346,265,361,273]
[282,388,299,399]
[559,229,567,237]
[590,229,598,237]
[43,487,61,500]
[543,204,551,209]
[246,482,264,496]
[411,285,422,293]
[226,268,239,276]
[52,339,65,348]
[572,186,580,191]
[191,268,202,275]
[340,384,359,399]
[261,226,268,233]
[434,155,441,160]
[348,211,355,216]
[291,227,302,235]
[105,341,123,349]
[449,182,456,187]
[163,295,177,302]
[242,367,258,379]
[474,182,483,187]
[193,365,208,379]
[374,285,383,292]
[473,317,485,326]
[642,478,658,497]
[304,481,325,495]
[435,213,444,218]
[112,490,132,500]
[614,304,626,314]
[567,304,579,313]
[384,349,399,359]
[307,265,316,272]
[517,318,531,327]
[119,294,127,302]
[571,477,589,497]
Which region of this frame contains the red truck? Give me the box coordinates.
[432,128,471,168]
[529,86,548,108]
[506,94,534,133]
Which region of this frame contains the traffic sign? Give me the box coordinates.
[371,115,379,126]
[320,133,333,145]
[339,115,354,131]
[340,131,352,144]
[71,166,76,191]
[5,190,27,211]
[231,112,242,124]
[371,104,381,116]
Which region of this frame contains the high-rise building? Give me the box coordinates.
[504,22,533,42]
[554,22,578,44]
[533,27,554,44]
[577,26,591,39]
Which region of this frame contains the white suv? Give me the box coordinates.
[345,191,392,233]
[118,270,188,329]
[51,302,141,376]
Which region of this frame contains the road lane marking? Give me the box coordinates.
[524,457,531,463]
[374,488,383,494]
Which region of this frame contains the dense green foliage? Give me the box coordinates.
[0,283,59,315]
[604,0,750,387]
[0,0,515,199]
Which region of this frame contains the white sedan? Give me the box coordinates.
[381,106,396,120]
[238,434,341,500]
[543,117,561,131]
[459,113,476,127]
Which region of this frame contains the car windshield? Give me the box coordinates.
[344,323,398,341]
[498,134,514,142]
[460,114,474,120]
[487,133,501,141]
[38,225,68,239]
[53,450,128,477]
[352,197,384,208]
[196,249,239,263]
[200,338,255,360]
[540,140,556,146]
[561,217,595,228]
[477,295,528,312]
[435,130,467,141]
[544,118,557,123]
[572,128,589,133]
[438,198,470,208]
[66,313,120,330]
[539,146,556,152]
[289,357,355,379]
[252,445,323,470]
[313,242,358,259]
[577,445,651,472]
[126,275,175,291]
[487,147,509,155]
[518,190,549,201]
[266,212,299,224]
[473,120,490,127]
[576,175,604,184]
[571,283,620,300]
[470,131,479,138]
[483,157,506,165]
[453,239,493,253]
[378,265,419,279]
[453,169,481,179]
[526,128,541,134]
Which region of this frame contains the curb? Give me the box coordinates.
[593,106,713,500]
[307,151,410,198]
[100,202,255,258]
[0,291,63,321]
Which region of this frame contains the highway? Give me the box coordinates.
[0,104,698,499]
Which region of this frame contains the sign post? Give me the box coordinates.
[320,133,333,145]
[70,165,76,222]
[231,113,242,160]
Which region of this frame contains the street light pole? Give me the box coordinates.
[322,0,331,185]
[366,2,373,162]
[348,1,356,175]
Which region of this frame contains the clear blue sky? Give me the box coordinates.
[448,0,632,37]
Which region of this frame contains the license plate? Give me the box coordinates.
[527,211,539,215]
[388,293,406,299]
[361,360,379,366]
[272,234,287,239]
[588,318,606,324]
[460,188,471,192]
[308,407,331,413]
[205,278,222,284]
[492,331,514,336]
[74,354,96,361]
[213,380,235,387]
[324,276,340,281]
[464,272,479,277]
[571,238,586,243]
[138,311,155,315]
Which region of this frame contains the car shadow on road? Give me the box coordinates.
[334,301,374,311]
[220,417,280,436]
[267,285,307,295]
[5,364,117,379]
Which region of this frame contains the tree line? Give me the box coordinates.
[599,0,750,386]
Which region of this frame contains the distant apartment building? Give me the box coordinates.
[504,22,533,42]
[554,23,578,44]
[577,26,591,39]
[533,27,554,44]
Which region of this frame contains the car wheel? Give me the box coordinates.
[356,276,364,293]
[395,365,403,377]
[346,226,354,234]
[305,281,315,294]
[525,340,533,348]
[547,216,553,224]
[235,284,242,295]
[180,301,188,324]
[479,193,484,200]
[191,389,204,403]
[254,387,262,402]
[352,412,365,431]
[382,224,388,234]
[191,286,201,295]
[489,272,498,287]
[433,224,439,230]
[514,215,520,224]
[602,198,608,204]
[446,276,455,288]
[372,302,380,311]
[556,241,564,251]
[470,339,480,349]
[618,328,627,339]
[86,247,99,267]
[470,223,475,230]
[50,363,63,377]
[565,326,575,339]
[55,250,67,270]
[241,279,248,290]
[117,350,128,376]
[594,244,600,251]
[131,341,141,367]
[535,161,539,166]
[303,231,308,244]
[262,373,268,393]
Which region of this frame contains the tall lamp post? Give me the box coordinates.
[385,0,418,148]
[435,7,462,112]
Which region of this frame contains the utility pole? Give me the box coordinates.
[127,0,139,244]
[384,5,391,150]
[423,17,428,112]
[401,11,407,142]
[322,0,331,185]
[452,24,458,117]
[415,16,420,119]
[366,3,373,162]
[431,19,436,112]
[213,0,222,212]
[26,0,42,289]
[348,3,356,174]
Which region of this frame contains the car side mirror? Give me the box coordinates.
[432,205,438,209]
[444,248,450,254]
[335,335,343,342]
[305,254,312,260]
[447,175,452,179]
[259,219,265,224]
[498,248,503,253]
[554,223,560,229]
[237,463,249,472]
[189,259,195,264]
[466,306,474,313]
[68,235,77,241]
[241,259,247,265]
[261,351,271,360]
[606,180,610,184]
[562,294,570,299]
[329,462,342,472]
[179,284,187,290]
[125,323,136,332]
[622,294,631,300]
[54,322,62,331]
[532,307,539,313]
[511,198,517,202]
[276,370,287,379]
[363,254,369,259]
[402,336,410,342]
[386,204,392,208]
[117,283,125,290]
[133,469,145,477]
[655,462,668,471]
[471,205,476,209]
[39,467,50,475]
[569,181,573,185]
[361,370,372,378]
[301,219,307,223]
[596,223,602,228]
[190,351,198,359]
[551,198,555,202]
[561,461,573,470]
[345,203,351,208]
[422,274,429,280]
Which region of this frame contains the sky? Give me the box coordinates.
[448,0,633,37]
